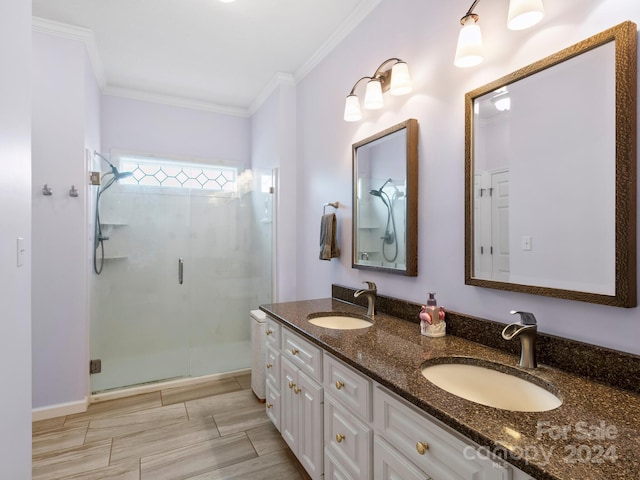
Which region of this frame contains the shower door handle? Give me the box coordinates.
[178,258,184,285]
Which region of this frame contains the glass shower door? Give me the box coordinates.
[90,185,192,392]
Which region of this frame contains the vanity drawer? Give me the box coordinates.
[282,327,322,381]
[265,343,281,387]
[374,387,511,480]
[325,392,372,480]
[324,353,372,421]
[265,316,281,349]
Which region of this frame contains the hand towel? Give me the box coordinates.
[319,213,340,260]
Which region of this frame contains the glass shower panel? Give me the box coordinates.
[90,185,191,392]
[188,171,273,376]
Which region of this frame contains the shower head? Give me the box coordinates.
[369,187,390,207]
[94,151,133,182]
[115,171,134,180]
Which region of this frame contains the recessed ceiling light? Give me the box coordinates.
[218,0,236,3]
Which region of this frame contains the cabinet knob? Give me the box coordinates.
[266,402,273,409]
[335,381,345,390]
[288,381,296,389]
[266,363,272,369]
[291,348,299,355]
[266,329,273,336]
[416,441,429,455]
[336,434,345,443]
[294,386,301,394]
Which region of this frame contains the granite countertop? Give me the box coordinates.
[260,298,640,480]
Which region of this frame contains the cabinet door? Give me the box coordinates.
[374,435,429,480]
[325,392,372,480]
[326,447,357,480]
[297,368,324,480]
[266,380,281,432]
[281,357,299,451]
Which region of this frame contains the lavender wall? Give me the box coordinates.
[0,1,32,475]
[251,83,298,301]
[32,32,91,410]
[293,0,640,354]
[101,95,250,165]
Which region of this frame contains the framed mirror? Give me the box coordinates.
[465,21,637,307]
[352,119,418,276]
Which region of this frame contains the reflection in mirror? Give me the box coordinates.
[353,119,418,276]
[465,21,637,307]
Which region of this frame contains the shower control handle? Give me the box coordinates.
[178,258,184,285]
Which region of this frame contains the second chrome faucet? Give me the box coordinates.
[354,281,377,317]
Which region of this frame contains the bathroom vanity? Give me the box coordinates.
[260,292,640,480]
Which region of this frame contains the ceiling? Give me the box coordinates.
[32,0,381,115]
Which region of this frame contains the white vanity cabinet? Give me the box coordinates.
[323,354,373,480]
[374,386,512,480]
[275,323,324,480]
[264,316,533,480]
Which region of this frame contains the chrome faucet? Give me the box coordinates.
[502,310,538,368]
[354,281,377,317]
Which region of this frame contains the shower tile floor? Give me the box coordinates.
[32,374,308,480]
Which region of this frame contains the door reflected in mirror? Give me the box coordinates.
[353,119,418,276]
[465,21,637,307]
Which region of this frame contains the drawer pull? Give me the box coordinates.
[294,386,301,394]
[266,363,272,369]
[335,381,345,390]
[336,434,345,443]
[291,348,299,355]
[288,381,296,389]
[416,441,429,455]
[266,402,273,409]
[266,329,273,336]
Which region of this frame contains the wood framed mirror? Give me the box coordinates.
[352,119,418,276]
[465,21,637,307]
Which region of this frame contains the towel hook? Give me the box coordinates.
[42,184,53,196]
[323,201,339,215]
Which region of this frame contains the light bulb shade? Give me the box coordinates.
[390,61,412,96]
[507,0,544,30]
[364,79,384,109]
[344,94,362,122]
[454,17,483,68]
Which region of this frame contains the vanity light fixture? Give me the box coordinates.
[454,0,544,68]
[343,58,412,122]
[492,88,511,112]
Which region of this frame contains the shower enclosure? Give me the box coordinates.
[89,153,274,393]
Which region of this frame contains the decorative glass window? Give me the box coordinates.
[118,156,237,192]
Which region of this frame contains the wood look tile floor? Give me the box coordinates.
[32,374,307,480]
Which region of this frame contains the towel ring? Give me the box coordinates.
[323,201,339,215]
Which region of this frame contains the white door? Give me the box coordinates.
[491,170,510,281]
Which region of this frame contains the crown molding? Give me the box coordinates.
[32,17,106,89]
[249,72,296,115]
[294,0,383,83]
[102,85,250,117]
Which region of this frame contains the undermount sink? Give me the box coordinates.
[421,360,562,412]
[307,313,373,330]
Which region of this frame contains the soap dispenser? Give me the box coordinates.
[419,292,446,337]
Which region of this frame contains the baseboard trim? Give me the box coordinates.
[32,398,88,422]
[89,368,251,404]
